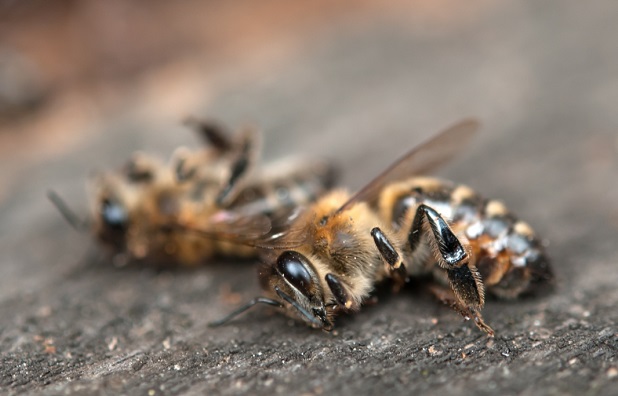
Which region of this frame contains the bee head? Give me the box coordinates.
[90,166,152,259]
[95,195,130,251]
[269,250,332,329]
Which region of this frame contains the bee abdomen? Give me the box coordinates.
[230,161,337,215]
[463,199,553,298]
[382,177,552,298]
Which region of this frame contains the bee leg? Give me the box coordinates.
[184,117,234,152]
[173,119,236,182]
[371,227,403,269]
[371,227,407,292]
[427,283,495,336]
[124,152,159,183]
[325,273,354,310]
[172,148,198,182]
[408,204,494,336]
[216,129,259,206]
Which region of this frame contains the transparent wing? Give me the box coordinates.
[250,207,312,250]
[172,209,271,245]
[173,206,309,249]
[336,118,480,214]
[204,210,272,239]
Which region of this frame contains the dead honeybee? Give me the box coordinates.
[49,119,337,266]
[210,119,553,336]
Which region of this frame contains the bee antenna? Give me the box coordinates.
[208,297,283,327]
[274,286,323,328]
[47,190,89,232]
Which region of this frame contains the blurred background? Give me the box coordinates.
[2,0,615,182]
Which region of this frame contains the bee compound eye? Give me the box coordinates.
[276,251,315,298]
[101,199,128,230]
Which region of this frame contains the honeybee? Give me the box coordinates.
[49,119,337,266]
[209,119,553,336]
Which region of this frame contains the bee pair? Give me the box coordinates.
[52,119,553,336]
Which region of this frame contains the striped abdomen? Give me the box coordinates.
[227,159,337,217]
[209,159,338,258]
[378,177,553,298]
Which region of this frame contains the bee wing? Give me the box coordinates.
[173,209,272,245]
[205,210,272,239]
[336,118,480,213]
[173,206,309,249]
[250,207,312,250]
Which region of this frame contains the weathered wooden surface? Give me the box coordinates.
[1,1,617,395]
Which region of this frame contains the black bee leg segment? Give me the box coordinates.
[208,297,283,327]
[216,131,257,206]
[447,268,493,335]
[428,284,494,337]
[183,117,234,152]
[325,273,353,309]
[371,227,403,269]
[408,204,492,336]
[409,204,467,267]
